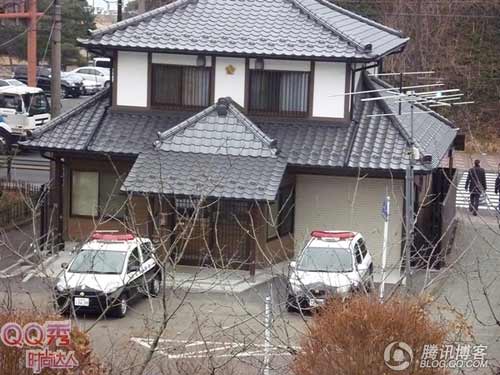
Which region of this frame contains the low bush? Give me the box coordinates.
[293,295,453,375]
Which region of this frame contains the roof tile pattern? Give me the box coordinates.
[81,0,408,60]
[158,101,277,157]
[123,150,287,200]
[22,75,457,190]
[26,89,109,150]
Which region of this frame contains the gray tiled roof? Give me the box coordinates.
[25,89,109,151]
[79,0,408,60]
[367,77,457,169]
[22,81,455,174]
[157,98,278,157]
[123,98,285,200]
[123,150,287,200]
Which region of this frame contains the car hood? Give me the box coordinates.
[293,269,355,289]
[57,272,125,293]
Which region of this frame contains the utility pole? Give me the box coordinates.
[0,0,43,86]
[404,95,416,293]
[117,0,123,21]
[50,0,62,117]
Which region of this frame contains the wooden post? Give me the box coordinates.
[249,201,257,279]
[27,0,37,87]
[50,0,62,116]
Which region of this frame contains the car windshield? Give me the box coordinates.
[297,247,353,273]
[23,93,49,116]
[7,80,25,86]
[0,94,23,112]
[68,250,127,274]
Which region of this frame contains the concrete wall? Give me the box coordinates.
[214,57,246,106]
[294,174,404,272]
[116,51,148,107]
[312,62,346,118]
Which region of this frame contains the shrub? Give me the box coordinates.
[0,309,107,374]
[293,295,451,375]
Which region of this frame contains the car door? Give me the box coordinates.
[88,68,106,84]
[126,247,143,298]
[74,68,92,81]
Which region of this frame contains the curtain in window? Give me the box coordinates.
[182,67,210,107]
[71,171,98,216]
[152,65,182,105]
[249,70,309,115]
[280,72,309,113]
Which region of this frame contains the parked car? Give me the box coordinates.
[0,79,26,87]
[13,66,82,98]
[0,86,51,153]
[286,230,374,312]
[54,232,162,318]
[91,57,111,69]
[69,66,111,94]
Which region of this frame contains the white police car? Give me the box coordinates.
[55,232,162,318]
[287,230,373,312]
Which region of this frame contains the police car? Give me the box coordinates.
[55,232,162,318]
[287,230,373,312]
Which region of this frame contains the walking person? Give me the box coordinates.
[495,163,500,212]
[465,159,487,216]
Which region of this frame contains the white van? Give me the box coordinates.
[0,86,51,152]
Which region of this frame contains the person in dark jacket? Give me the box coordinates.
[465,159,487,216]
[495,163,500,211]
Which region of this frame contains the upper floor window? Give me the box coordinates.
[151,64,211,108]
[248,70,310,117]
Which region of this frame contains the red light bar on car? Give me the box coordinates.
[311,231,355,240]
[91,233,135,241]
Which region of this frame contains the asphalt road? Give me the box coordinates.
[1,274,307,375]
[0,96,88,184]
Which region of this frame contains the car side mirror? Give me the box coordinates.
[289,261,296,273]
[61,262,68,269]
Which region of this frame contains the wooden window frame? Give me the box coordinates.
[150,63,214,111]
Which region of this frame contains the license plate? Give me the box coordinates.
[74,297,89,307]
[309,298,325,308]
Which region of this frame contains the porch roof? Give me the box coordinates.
[123,98,286,200]
[79,0,408,61]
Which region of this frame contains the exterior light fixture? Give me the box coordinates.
[196,55,206,67]
[255,57,265,70]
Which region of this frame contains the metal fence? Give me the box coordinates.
[0,178,44,228]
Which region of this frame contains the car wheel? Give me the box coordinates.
[110,293,128,318]
[104,81,110,89]
[148,274,161,297]
[0,130,11,155]
[286,294,300,313]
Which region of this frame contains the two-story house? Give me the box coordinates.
[23,0,457,278]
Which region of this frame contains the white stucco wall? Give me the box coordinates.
[116,51,148,107]
[214,57,246,106]
[152,53,212,67]
[312,62,347,118]
[294,175,404,274]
